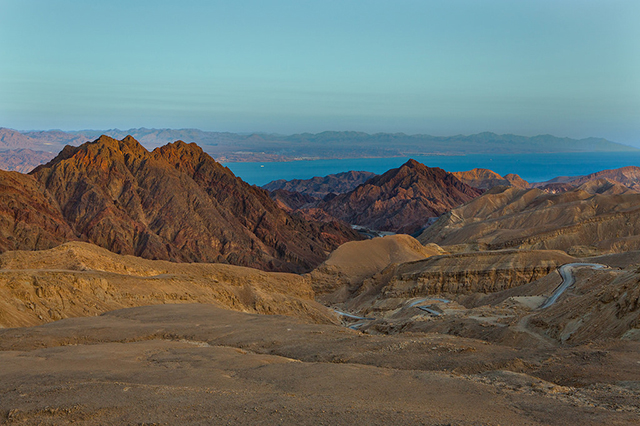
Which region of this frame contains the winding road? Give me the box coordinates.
[332,309,375,321]
[333,263,607,332]
[539,263,607,309]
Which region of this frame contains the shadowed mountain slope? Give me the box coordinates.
[263,170,377,197]
[28,136,358,272]
[318,159,483,234]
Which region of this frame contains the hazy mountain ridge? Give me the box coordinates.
[1,128,635,166]
[0,149,55,173]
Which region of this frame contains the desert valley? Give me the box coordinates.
[0,134,637,425]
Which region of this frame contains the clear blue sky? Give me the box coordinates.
[1,0,638,145]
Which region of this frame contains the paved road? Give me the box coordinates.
[540,263,607,309]
[408,297,451,308]
[332,309,375,321]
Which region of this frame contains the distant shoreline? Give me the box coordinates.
[223,151,640,186]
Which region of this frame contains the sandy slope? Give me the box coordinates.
[307,234,445,303]
[0,242,336,328]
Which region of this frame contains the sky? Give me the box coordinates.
[1,0,639,145]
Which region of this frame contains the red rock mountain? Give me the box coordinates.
[26,136,359,273]
[0,170,76,252]
[318,159,483,234]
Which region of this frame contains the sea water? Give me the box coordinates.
[224,152,640,187]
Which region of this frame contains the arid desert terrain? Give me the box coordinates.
[0,136,639,425]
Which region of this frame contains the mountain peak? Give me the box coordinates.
[402,158,423,169]
[165,139,204,154]
[320,160,483,234]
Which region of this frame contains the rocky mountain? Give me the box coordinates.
[7,135,360,273]
[318,159,483,234]
[0,170,77,252]
[419,185,640,255]
[263,171,377,197]
[536,182,578,194]
[452,168,529,190]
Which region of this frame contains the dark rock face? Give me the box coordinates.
[318,159,483,234]
[263,171,377,198]
[0,170,76,252]
[23,136,359,273]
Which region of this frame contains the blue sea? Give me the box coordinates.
[224,152,640,187]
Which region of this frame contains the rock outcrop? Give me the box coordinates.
[379,249,575,297]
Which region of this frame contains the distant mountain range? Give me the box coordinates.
[0,127,636,173]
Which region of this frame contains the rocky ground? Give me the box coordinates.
[1,304,638,425]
